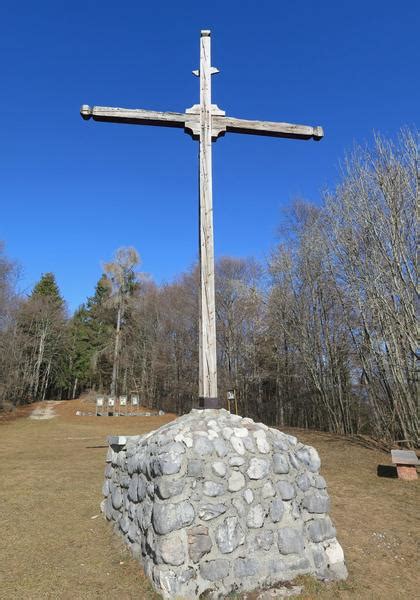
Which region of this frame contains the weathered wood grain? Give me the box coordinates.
[80,105,192,128]
[198,30,218,402]
[214,116,324,140]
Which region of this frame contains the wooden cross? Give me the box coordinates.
[81,30,324,409]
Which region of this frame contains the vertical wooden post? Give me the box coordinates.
[198,30,218,408]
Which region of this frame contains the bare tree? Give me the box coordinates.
[103,247,141,397]
[324,129,418,444]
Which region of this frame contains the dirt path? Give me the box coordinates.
[0,399,418,599]
[29,400,63,420]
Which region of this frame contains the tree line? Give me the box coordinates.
[0,129,417,445]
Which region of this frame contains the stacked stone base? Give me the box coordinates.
[101,409,347,598]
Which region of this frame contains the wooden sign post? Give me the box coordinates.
[81,30,323,409]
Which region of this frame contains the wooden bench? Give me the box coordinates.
[391,449,419,480]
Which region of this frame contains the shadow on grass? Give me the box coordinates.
[86,445,108,449]
[377,464,398,478]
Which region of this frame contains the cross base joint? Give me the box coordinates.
[198,396,220,409]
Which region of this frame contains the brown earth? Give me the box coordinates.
[0,399,418,599]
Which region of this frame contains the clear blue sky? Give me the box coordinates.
[1,0,418,313]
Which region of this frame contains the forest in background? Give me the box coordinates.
[0,130,418,446]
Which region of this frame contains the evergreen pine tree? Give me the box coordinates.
[31,272,64,308]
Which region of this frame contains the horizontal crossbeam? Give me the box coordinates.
[80,105,324,141]
[215,116,324,141]
[80,105,187,129]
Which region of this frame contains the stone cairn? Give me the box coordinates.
[102,409,347,598]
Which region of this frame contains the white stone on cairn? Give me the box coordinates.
[101,409,347,598]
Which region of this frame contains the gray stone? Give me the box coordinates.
[271,430,290,451]
[198,503,227,521]
[102,496,112,520]
[313,475,327,489]
[213,438,229,457]
[127,474,138,502]
[254,430,270,453]
[247,457,270,479]
[228,471,245,492]
[287,557,311,572]
[272,439,290,453]
[128,501,137,520]
[101,410,347,598]
[267,557,288,575]
[243,435,257,453]
[156,478,185,500]
[152,500,195,535]
[230,436,246,455]
[200,559,230,581]
[158,449,183,475]
[277,528,304,555]
[193,436,214,456]
[262,481,275,498]
[137,476,146,501]
[288,452,300,470]
[156,432,172,446]
[140,500,153,530]
[159,534,185,566]
[276,480,296,500]
[232,497,246,517]
[296,473,312,492]
[146,526,155,550]
[188,525,212,562]
[312,545,327,569]
[212,460,227,477]
[147,480,154,498]
[296,446,321,472]
[251,529,274,551]
[163,441,186,455]
[187,459,204,477]
[119,515,129,533]
[307,517,336,542]
[120,474,130,488]
[303,492,330,514]
[273,453,290,474]
[158,569,178,596]
[222,426,234,439]
[178,568,195,584]
[234,557,260,577]
[203,480,226,497]
[111,487,123,510]
[324,541,348,579]
[243,488,254,504]
[102,479,109,497]
[105,446,114,463]
[128,520,138,542]
[270,498,284,523]
[215,516,245,553]
[247,503,265,528]
[233,427,248,438]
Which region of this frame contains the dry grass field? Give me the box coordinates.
[0,399,418,600]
